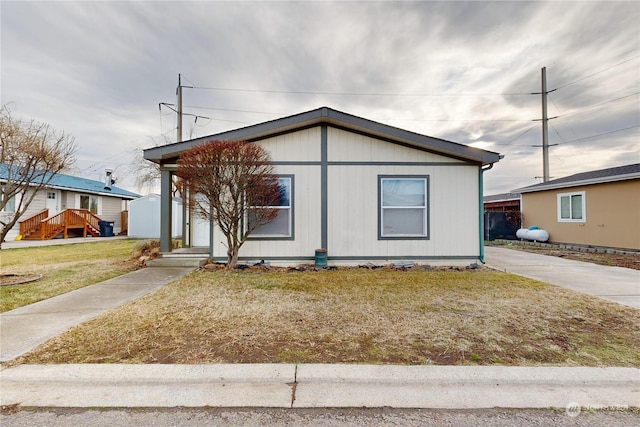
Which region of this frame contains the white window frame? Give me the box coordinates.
[1,186,17,212]
[76,193,102,215]
[557,191,586,222]
[379,175,429,239]
[247,176,294,240]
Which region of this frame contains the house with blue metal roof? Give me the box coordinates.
[1,164,140,242]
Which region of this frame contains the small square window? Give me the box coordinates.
[557,191,585,222]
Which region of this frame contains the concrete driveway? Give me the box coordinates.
[484,246,640,309]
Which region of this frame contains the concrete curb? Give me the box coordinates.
[1,364,638,409]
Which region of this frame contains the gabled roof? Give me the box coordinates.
[144,106,502,166]
[515,163,640,193]
[0,164,140,200]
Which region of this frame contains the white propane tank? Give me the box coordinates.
[516,226,550,242]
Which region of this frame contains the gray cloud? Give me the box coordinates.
[1,1,638,194]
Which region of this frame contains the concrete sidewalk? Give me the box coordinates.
[1,364,638,409]
[485,246,640,309]
[0,267,196,362]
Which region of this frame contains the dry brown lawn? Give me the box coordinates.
[16,266,640,367]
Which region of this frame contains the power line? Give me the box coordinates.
[186,105,534,123]
[185,105,285,116]
[552,91,640,119]
[186,85,532,97]
[551,54,640,91]
[553,124,640,146]
[492,125,537,146]
[492,123,639,149]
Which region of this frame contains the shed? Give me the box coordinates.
[128,194,183,239]
[143,107,502,265]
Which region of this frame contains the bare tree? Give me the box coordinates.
[176,140,280,268]
[0,106,77,247]
[132,136,184,197]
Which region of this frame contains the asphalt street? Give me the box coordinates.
[2,407,639,427]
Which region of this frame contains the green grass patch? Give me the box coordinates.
[1,239,139,312]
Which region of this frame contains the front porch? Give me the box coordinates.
[19,208,103,240]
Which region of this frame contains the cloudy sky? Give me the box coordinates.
[2,1,638,195]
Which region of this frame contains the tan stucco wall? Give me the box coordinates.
[521,179,640,250]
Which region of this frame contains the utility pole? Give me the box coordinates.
[533,67,557,182]
[177,74,183,143]
[541,67,550,182]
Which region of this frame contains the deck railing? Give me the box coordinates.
[20,208,102,240]
[19,209,49,237]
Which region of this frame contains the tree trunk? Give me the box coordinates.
[227,245,240,269]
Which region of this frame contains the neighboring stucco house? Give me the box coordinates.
[0,166,140,241]
[143,107,502,265]
[515,163,640,250]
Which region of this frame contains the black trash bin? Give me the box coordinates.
[98,221,114,237]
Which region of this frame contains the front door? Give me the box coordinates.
[45,190,60,215]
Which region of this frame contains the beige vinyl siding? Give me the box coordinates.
[61,191,75,210]
[210,165,322,258]
[3,188,47,240]
[100,196,125,234]
[521,179,640,250]
[328,164,479,258]
[257,127,322,162]
[327,127,465,163]
[195,124,483,263]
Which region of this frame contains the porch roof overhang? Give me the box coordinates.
[143,107,502,166]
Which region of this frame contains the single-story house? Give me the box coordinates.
[128,194,183,239]
[483,192,521,212]
[143,107,502,265]
[0,166,140,241]
[515,163,640,250]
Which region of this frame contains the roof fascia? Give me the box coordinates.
[144,107,501,166]
[5,181,137,199]
[516,172,640,193]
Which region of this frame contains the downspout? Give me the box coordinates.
[479,163,495,264]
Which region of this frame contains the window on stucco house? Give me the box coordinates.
[557,191,585,222]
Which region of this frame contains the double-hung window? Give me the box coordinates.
[557,191,585,222]
[379,176,429,239]
[248,176,293,239]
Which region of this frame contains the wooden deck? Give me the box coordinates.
[19,209,102,240]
